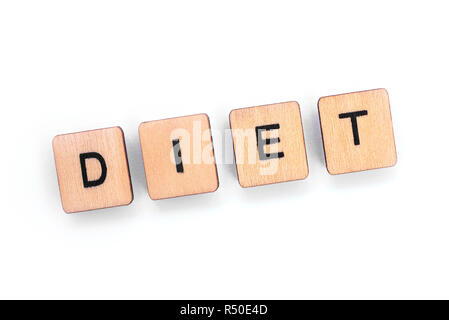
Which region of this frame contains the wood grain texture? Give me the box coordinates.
[139,113,219,200]
[52,127,133,213]
[318,88,397,175]
[229,101,309,188]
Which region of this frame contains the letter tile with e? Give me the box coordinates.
[52,127,133,213]
[229,101,309,187]
[318,88,397,175]
[139,113,219,200]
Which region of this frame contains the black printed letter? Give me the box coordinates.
[255,124,285,160]
[172,139,184,173]
[338,110,368,145]
[79,152,107,188]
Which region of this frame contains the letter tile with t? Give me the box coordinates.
[318,88,397,175]
[229,101,309,187]
[139,113,219,200]
[52,127,133,213]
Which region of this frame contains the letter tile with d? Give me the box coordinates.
[52,127,133,213]
[318,88,397,175]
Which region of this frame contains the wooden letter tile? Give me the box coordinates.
[229,101,309,187]
[318,88,397,175]
[52,127,133,213]
[139,113,219,200]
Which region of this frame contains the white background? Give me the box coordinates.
[0,0,448,299]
